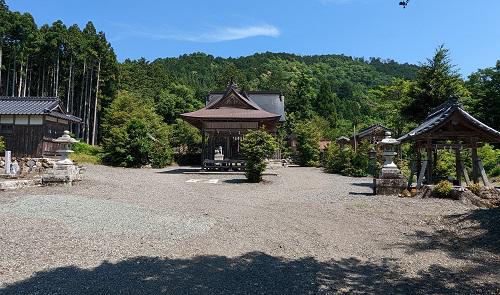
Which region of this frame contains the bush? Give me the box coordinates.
[490,165,500,178]
[324,140,372,177]
[434,150,456,181]
[71,142,102,164]
[170,118,201,153]
[240,129,277,183]
[101,91,173,168]
[478,144,500,177]
[0,136,5,151]
[467,183,481,196]
[433,180,453,198]
[293,121,321,167]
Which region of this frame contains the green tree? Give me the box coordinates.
[402,45,469,122]
[293,121,321,167]
[156,83,203,124]
[240,129,277,183]
[370,78,414,136]
[101,91,172,167]
[466,61,500,130]
[314,80,339,126]
[170,118,201,153]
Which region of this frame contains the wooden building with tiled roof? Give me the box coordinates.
[0,97,81,157]
[181,82,284,170]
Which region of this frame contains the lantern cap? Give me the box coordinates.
[53,130,78,144]
[379,131,400,145]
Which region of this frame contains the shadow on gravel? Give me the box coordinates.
[2,252,498,294]
[400,208,500,262]
[352,182,374,188]
[157,167,201,174]
[349,192,374,196]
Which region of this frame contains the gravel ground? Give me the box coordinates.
[0,165,498,294]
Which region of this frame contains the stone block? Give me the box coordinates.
[374,178,407,195]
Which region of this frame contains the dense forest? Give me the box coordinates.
[1,1,499,171]
[0,1,117,145]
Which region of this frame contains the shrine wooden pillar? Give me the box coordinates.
[454,146,462,187]
[416,146,422,178]
[426,138,433,184]
[201,127,206,164]
[471,139,479,184]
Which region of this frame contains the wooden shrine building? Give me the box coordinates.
[181,82,285,170]
[398,100,500,188]
[351,124,392,145]
[0,97,82,157]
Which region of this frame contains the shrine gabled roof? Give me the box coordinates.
[0,97,82,122]
[181,108,281,120]
[181,82,282,124]
[398,100,500,143]
[207,88,285,122]
[354,124,392,139]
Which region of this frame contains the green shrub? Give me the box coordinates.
[324,140,372,177]
[467,183,481,196]
[0,136,5,151]
[434,150,456,181]
[71,142,102,164]
[293,121,321,167]
[101,91,173,168]
[490,165,500,178]
[478,144,500,176]
[240,129,277,183]
[433,180,453,198]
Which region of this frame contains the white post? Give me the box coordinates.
[5,151,11,174]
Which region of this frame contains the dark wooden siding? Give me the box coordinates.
[0,121,70,157]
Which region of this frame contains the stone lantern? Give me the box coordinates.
[380,132,399,170]
[42,131,82,185]
[374,132,406,195]
[53,131,78,165]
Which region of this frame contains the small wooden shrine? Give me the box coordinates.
[398,100,500,187]
[352,124,392,145]
[181,82,284,170]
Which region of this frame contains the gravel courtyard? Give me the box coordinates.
[1,165,499,294]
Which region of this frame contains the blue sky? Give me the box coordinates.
[8,0,500,76]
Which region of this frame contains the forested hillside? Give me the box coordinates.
[0,1,117,145]
[118,52,419,136]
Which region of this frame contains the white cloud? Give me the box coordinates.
[178,25,280,42]
[109,22,280,43]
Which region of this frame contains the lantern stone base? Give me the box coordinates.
[42,164,83,186]
[374,167,406,195]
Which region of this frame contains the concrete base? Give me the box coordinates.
[374,178,407,195]
[42,164,83,186]
[0,178,42,191]
[374,167,406,195]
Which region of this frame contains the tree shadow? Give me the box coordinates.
[2,252,498,294]
[395,207,500,273]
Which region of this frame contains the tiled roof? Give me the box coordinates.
[181,108,281,120]
[206,87,285,122]
[183,83,282,123]
[355,124,391,138]
[0,97,60,114]
[398,100,500,143]
[0,97,82,122]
